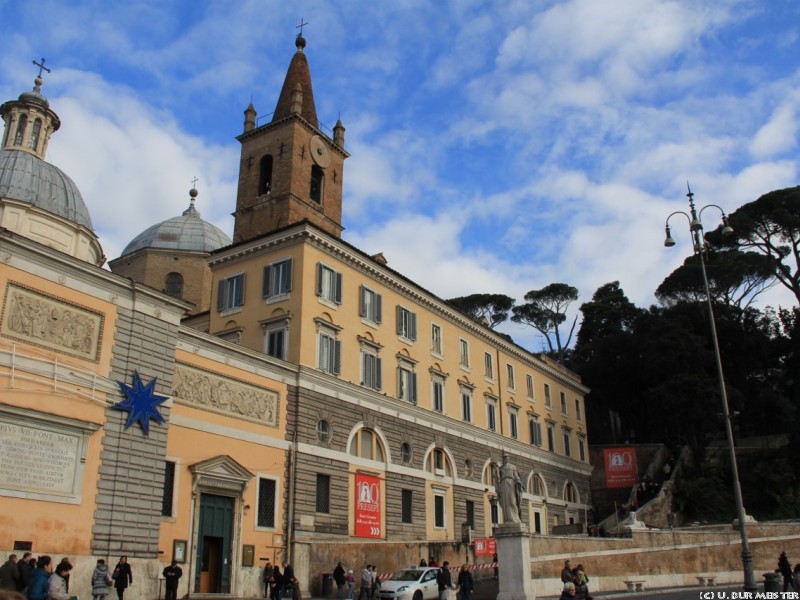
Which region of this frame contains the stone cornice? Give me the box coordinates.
[0,229,191,325]
[207,223,588,394]
[236,113,349,159]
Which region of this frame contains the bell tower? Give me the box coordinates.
[232,34,348,243]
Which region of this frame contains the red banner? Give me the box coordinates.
[473,538,496,557]
[603,448,638,488]
[354,472,382,538]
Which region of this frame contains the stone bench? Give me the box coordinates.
[696,576,717,586]
[624,580,645,592]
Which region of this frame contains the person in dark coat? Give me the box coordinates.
[16,553,33,593]
[456,565,473,600]
[263,561,275,598]
[333,562,346,599]
[436,562,453,600]
[0,554,19,591]
[270,565,283,600]
[778,552,794,592]
[282,563,295,599]
[559,582,577,600]
[25,556,52,600]
[162,560,183,600]
[112,556,133,600]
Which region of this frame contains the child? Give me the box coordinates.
[92,558,112,600]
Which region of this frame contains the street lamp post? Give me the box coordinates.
[663,186,757,592]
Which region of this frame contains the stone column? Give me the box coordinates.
[495,522,535,600]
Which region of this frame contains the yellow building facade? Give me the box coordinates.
[0,36,591,600]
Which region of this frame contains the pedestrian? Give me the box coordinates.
[346,570,355,600]
[456,565,473,600]
[0,555,19,591]
[370,566,380,600]
[419,559,427,567]
[263,561,275,598]
[282,563,295,599]
[559,582,577,600]
[112,556,133,600]
[25,556,51,600]
[47,560,71,600]
[436,562,453,600]
[793,564,800,592]
[428,558,438,568]
[572,565,589,600]
[91,558,112,600]
[560,560,573,584]
[779,552,794,592]
[163,560,183,600]
[271,564,283,600]
[16,553,33,593]
[333,562,346,599]
[492,554,498,580]
[358,565,372,600]
[55,559,72,593]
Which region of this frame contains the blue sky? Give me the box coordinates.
[1,0,798,352]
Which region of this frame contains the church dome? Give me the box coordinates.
[120,188,231,256]
[0,148,93,230]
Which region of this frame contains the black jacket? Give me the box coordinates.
[436,568,452,591]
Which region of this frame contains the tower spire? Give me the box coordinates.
[272,30,318,126]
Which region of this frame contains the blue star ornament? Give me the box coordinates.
[114,371,167,435]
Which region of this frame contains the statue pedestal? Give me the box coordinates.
[495,522,535,600]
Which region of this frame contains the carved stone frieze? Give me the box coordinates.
[1,283,103,361]
[173,364,279,427]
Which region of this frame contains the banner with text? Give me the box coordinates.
[603,447,638,488]
[354,472,382,538]
[473,538,496,557]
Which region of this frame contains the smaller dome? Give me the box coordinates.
[120,189,231,256]
[0,149,93,229]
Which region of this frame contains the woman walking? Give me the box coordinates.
[112,557,133,600]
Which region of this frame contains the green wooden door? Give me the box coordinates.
[195,493,234,593]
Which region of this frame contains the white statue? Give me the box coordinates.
[493,452,524,523]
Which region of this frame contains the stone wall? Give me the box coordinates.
[529,522,800,596]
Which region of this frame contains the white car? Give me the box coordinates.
[378,568,441,600]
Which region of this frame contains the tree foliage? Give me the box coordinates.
[445,293,514,329]
[511,283,578,362]
[708,185,800,306]
[655,248,776,311]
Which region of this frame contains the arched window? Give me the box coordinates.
[164,273,183,298]
[400,442,412,464]
[259,155,273,195]
[529,474,546,497]
[310,165,324,203]
[14,115,28,146]
[29,118,42,151]
[426,448,452,477]
[317,420,332,445]
[564,482,578,503]
[349,428,385,462]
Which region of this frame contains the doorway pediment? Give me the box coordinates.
[189,455,253,494]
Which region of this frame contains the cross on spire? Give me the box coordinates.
[32,57,51,78]
[191,176,199,189]
[296,17,308,36]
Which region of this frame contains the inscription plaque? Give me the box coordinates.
[0,406,98,504]
[0,421,81,495]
